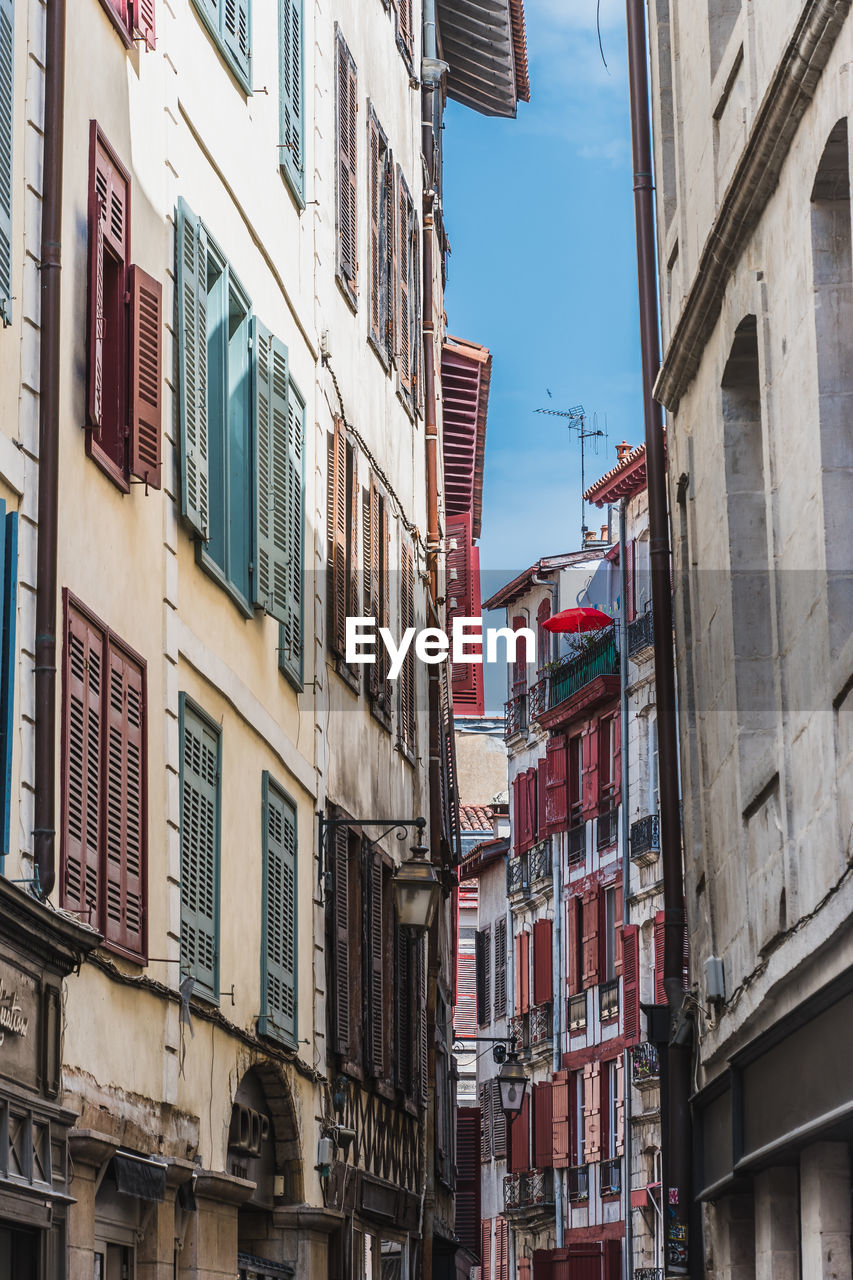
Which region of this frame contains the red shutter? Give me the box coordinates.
[368,111,382,347]
[511,615,527,695]
[129,265,162,489]
[615,1057,625,1157]
[655,909,666,1004]
[61,606,104,925]
[104,645,146,960]
[533,1081,553,1169]
[525,768,538,850]
[622,924,641,1044]
[512,773,523,856]
[508,1090,530,1173]
[87,124,129,439]
[582,891,600,989]
[480,1219,492,1280]
[625,539,635,622]
[333,827,350,1054]
[495,1218,509,1280]
[519,1258,531,1280]
[537,766,546,844]
[614,878,623,977]
[567,896,582,996]
[455,951,477,1038]
[397,173,413,391]
[604,1240,622,1280]
[552,1071,570,1167]
[328,421,348,656]
[544,735,568,833]
[133,0,156,48]
[581,722,598,817]
[447,512,484,715]
[583,1062,601,1163]
[519,931,530,1014]
[537,597,551,670]
[612,713,622,803]
[532,918,553,1006]
[456,1108,481,1254]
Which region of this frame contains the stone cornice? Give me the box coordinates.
[655,0,851,411]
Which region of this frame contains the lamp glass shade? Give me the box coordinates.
[392,853,441,932]
[497,1055,528,1117]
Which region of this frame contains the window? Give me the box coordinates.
[60,596,147,962]
[362,474,391,714]
[475,926,491,1026]
[179,696,220,1000]
[259,774,297,1047]
[396,168,420,407]
[569,734,583,826]
[367,106,394,365]
[455,926,477,1037]
[99,0,156,49]
[598,715,618,809]
[0,502,17,860]
[0,0,15,326]
[177,198,304,660]
[191,0,251,92]
[336,31,358,304]
[536,597,551,672]
[395,0,415,67]
[279,0,304,202]
[602,885,618,982]
[327,419,361,673]
[571,1070,585,1166]
[398,539,416,754]
[648,712,659,814]
[87,123,163,492]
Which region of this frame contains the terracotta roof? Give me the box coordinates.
[482,549,608,612]
[442,336,491,540]
[459,836,510,878]
[460,803,494,832]
[584,444,647,507]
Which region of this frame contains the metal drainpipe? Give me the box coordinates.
[553,832,564,1248]
[619,500,633,1280]
[34,0,67,900]
[624,0,691,1273]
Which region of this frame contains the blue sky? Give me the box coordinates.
[443,0,643,577]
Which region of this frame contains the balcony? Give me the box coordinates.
[632,1041,660,1088]
[596,805,618,851]
[627,609,654,662]
[636,1271,664,1280]
[546,628,619,712]
[567,992,587,1033]
[507,853,528,898]
[600,979,619,1022]
[567,822,585,866]
[529,1002,553,1049]
[567,1164,589,1202]
[504,1168,555,1216]
[528,837,553,886]
[509,1013,529,1055]
[600,1157,622,1195]
[631,813,660,867]
[505,692,527,739]
[528,678,547,722]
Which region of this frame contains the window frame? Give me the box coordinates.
[190,0,252,96]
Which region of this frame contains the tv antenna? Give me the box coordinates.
[536,404,607,544]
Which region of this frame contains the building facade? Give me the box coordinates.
[0,0,529,1276]
[646,0,853,1274]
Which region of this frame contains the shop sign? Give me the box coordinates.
[0,976,29,1045]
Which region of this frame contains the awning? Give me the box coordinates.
[436,0,530,119]
[112,1152,167,1203]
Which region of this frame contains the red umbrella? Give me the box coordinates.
[542,607,614,635]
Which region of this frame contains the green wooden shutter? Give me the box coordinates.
[223,0,250,81]
[0,0,14,326]
[176,198,209,541]
[179,697,220,1000]
[279,0,303,199]
[260,773,297,1047]
[252,320,294,632]
[278,380,304,686]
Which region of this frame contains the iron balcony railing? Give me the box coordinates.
[627,609,654,660]
[528,836,552,885]
[504,1169,555,1213]
[597,805,618,850]
[567,1164,589,1202]
[600,979,619,1022]
[631,813,660,866]
[632,1041,661,1087]
[567,822,585,866]
[505,692,528,739]
[547,627,619,710]
[567,992,587,1032]
[636,1270,664,1280]
[507,853,528,897]
[528,678,547,722]
[509,1013,529,1055]
[600,1157,621,1196]
[529,1002,553,1048]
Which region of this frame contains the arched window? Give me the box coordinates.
[811,118,853,659]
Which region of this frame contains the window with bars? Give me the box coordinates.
[179,696,220,1000]
[60,596,147,963]
[191,0,251,91]
[98,0,156,49]
[177,198,304,673]
[86,123,162,493]
[259,774,297,1047]
[279,0,304,202]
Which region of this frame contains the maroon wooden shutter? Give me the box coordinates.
[366,845,384,1076]
[625,539,635,622]
[568,734,583,825]
[491,1078,507,1158]
[582,891,600,989]
[395,924,413,1093]
[129,265,162,489]
[332,827,350,1054]
[518,931,530,1014]
[533,1081,553,1169]
[532,918,553,1006]
[494,917,507,1021]
[456,1108,481,1254]
[614,879,623,977]
[552,1071,570,1168]
[447,512,483,714]
[400,540,416,751]
[104,645,146,959]
[512,772,524,856]
[615,1057,625,1156]
[567,896,582,995]
[604,1240,622,1280]
[611,714,622,802]
[480,1220,492,1280]
[508,1091,530,1173]
[328,420,347,656]
[368,110,382,347]
[397,0,414,60]
[511,614,527,695]
[479,1079,492,1162]
[495,1218,509,1280]
[536,767,546,843]
[655,909,666,1003]
[622,924,641,1045]
[537,596,551,670]
[583,1062,601,1163]
[133,0,156,48]
[581,722,598,817]
[544,735,568,833]
[397,172,413,391]
[62,606,104,924]
[523,767,537,851]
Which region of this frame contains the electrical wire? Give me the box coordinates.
[596,0,610,72]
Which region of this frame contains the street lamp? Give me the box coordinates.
[392,825,441,934]
[497,1049,529,1118]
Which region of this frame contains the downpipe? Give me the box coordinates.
[619,500,633,1280]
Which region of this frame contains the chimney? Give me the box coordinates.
[584,529,597,546]
[615,440,631,462]
[601,525,608,542]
